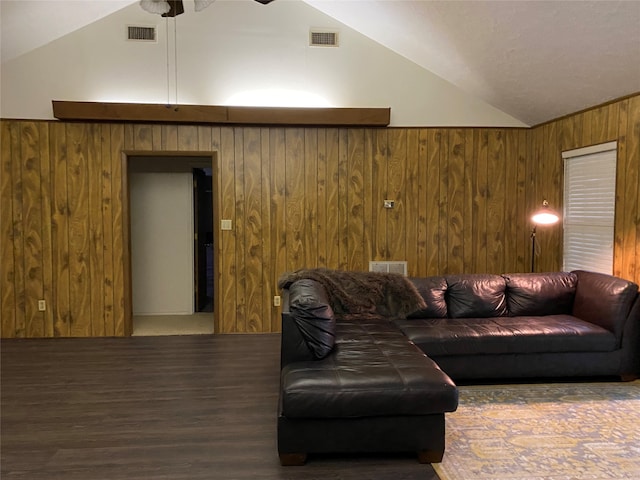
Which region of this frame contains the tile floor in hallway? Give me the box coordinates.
[132,313,214,336]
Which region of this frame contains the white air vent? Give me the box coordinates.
[369,261,407,276]
[310,30,339,47]
[127,25,157,42]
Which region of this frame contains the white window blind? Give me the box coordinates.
[562,142,617,274]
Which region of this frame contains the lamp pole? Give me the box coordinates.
[530,200,560,274]
[530,225,537,272]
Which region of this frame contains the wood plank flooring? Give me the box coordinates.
[1,334,439,480]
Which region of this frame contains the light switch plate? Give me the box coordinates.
[221,219,232,230]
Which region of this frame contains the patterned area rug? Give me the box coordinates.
[433,381,640,480]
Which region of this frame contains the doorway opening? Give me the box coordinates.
[123,153,219,336]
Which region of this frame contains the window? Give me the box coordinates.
[562,142,617,274]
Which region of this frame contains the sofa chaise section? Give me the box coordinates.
[278,279,458,466]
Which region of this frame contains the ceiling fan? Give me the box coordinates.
[140,0,275,18]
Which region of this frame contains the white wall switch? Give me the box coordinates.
[221,219,232,230]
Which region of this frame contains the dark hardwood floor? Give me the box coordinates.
[1,334,439,480]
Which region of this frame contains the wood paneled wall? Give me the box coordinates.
[1,94,639,337]
[1,122,126,338]
[530,95,640,285]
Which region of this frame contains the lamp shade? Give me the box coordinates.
[531,200,560,225]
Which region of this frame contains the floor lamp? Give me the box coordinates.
[530,200,560,272]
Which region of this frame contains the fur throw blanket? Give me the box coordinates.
[278,268,426,318]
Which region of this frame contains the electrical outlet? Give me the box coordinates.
[221,219,232,230]
[273,295,281,307]
[38,299,46,311]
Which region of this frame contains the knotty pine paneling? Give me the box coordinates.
[21,122,46,338]
[243,127,264,333]
[346,129,365,271]
[303,129,319,270]
[616,97,640,283]
[233,127,247,333]
[424,129,443,275]
[99,124,114,336]
[447,129,466,274]
[1,120,17,337]
[531,95,640,283]
[369,129,388,262]
[49,122,71,337]
[387,129,408,265]
[269,128,287,332]
[66,124,91,337]
[2,95,639,337]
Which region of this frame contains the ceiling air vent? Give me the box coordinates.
[310,30,339,47]
[127,25,157,42]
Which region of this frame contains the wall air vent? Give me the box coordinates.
[310,30,339,47]
[369,261,408,276]
[127,25,157,42]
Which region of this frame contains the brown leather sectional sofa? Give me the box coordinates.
[277,269,640,465]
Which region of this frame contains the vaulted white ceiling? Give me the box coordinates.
[2,0,639,125]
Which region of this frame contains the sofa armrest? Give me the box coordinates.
[280,279,336,368]
[280,312,316,368]
[572,270,639,342]
[619,295,640,378]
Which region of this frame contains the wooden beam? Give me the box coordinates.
[52,101,390,127]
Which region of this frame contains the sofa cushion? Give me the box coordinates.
[280,319,458,419]
[445,274,508,318]
[395,315,617,356]
[503,272,577,316]
[288,279,336,360]
[407,276,448,318]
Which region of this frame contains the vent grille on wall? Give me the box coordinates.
[369,261,408,276]
[310,30,339,47]
[127,25,157,42]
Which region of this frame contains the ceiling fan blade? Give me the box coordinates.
[194,0,216,12]
[254,0,275,4]
[162,0,185,17]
